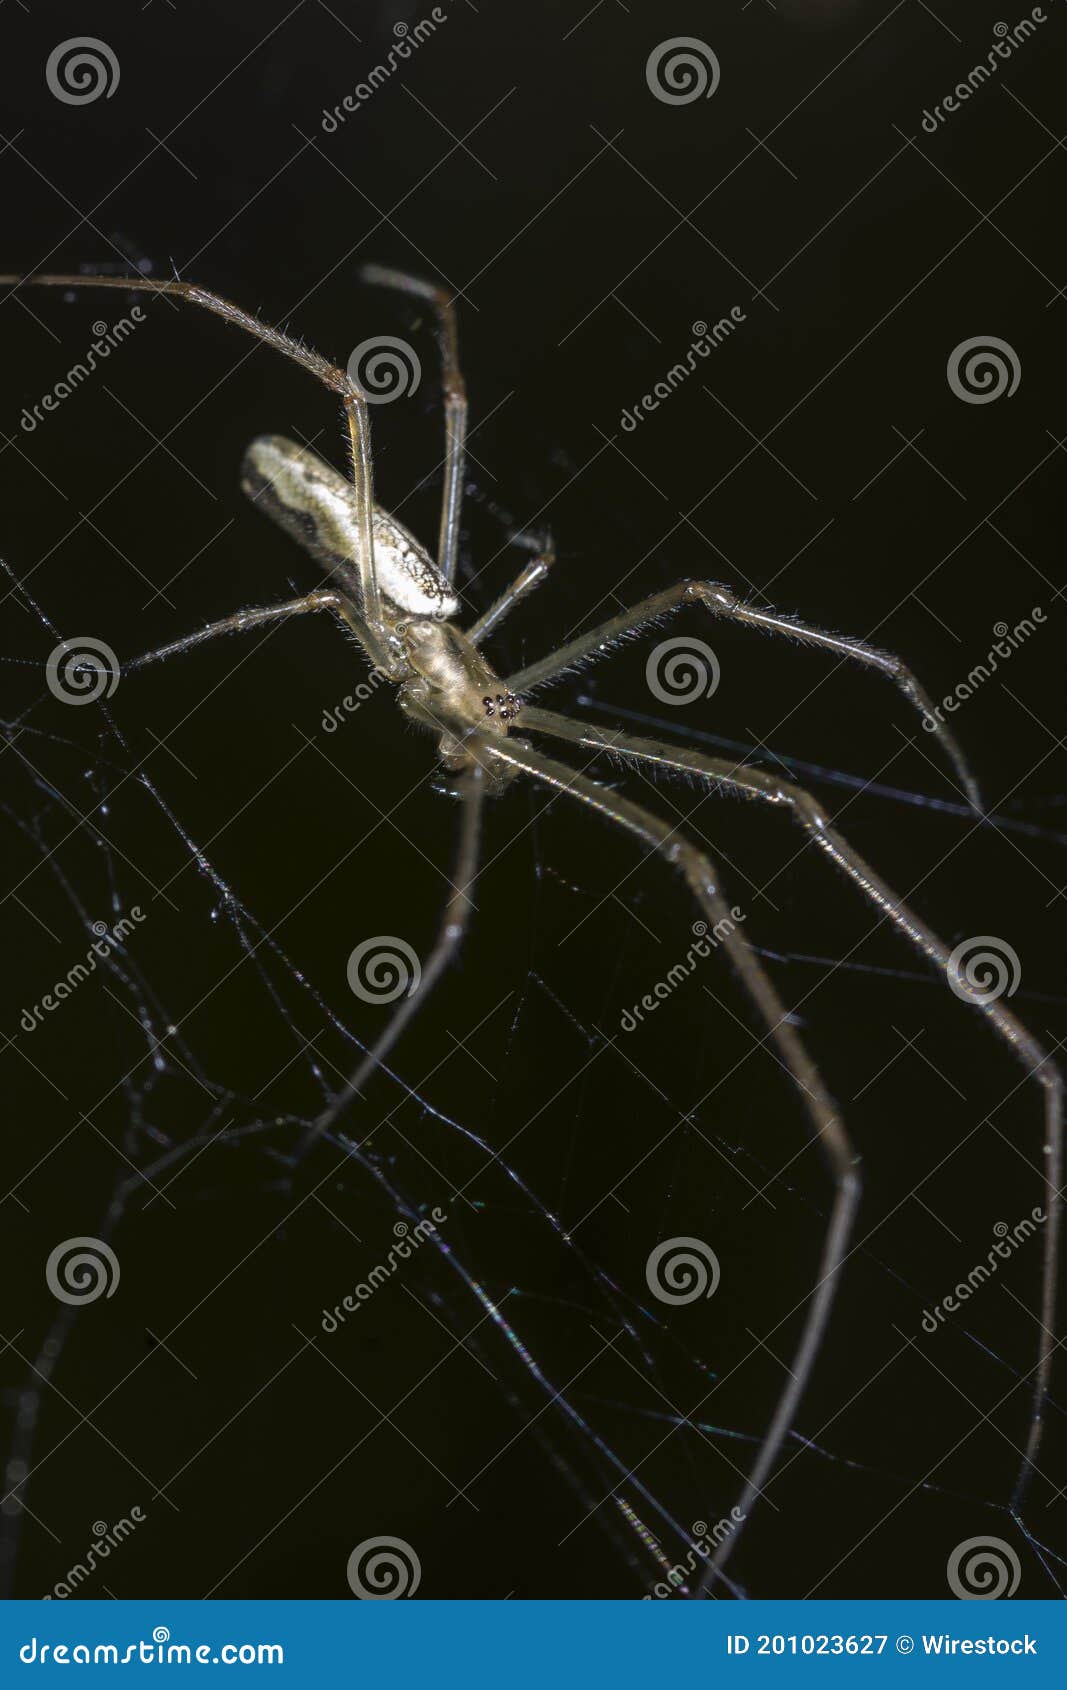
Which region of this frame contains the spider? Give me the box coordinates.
[3,263,1060,1595]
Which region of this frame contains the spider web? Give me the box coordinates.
[2,534,1065,1602]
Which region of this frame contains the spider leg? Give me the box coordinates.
[294,761,486,1161]
[125,589,349,670]
[0,270,349,389]
[506,579,982,812]
[360,264,467,590]
[340,390,388,661]
[0,270,393,661]
[466,540,555,648]
[522,704,1063,1513]
[479,730,861,1594]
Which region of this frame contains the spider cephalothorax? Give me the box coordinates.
[481,691,521,723]
[397,617,523,744]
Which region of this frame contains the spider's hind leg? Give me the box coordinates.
[360,264,467,591]
[126,590,345,671]
[0,269,394,663]
[0,272,348,391]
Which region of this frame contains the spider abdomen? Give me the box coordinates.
[241,434,459,620]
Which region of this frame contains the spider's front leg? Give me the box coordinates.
[478,729,862,1595]
[507,579,983,812]
[521,704,1062,1516]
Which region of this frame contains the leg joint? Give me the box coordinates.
[780,782,830,831]
[686,580,738,612]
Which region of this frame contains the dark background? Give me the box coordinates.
[0,0,1064,1600]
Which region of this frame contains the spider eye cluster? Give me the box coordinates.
[482,692,520,722]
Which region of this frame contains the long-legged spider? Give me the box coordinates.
[4,264,1060,1595]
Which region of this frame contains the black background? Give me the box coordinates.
[0,0,1064,1600]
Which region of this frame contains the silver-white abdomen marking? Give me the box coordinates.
[241,434,459,619]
